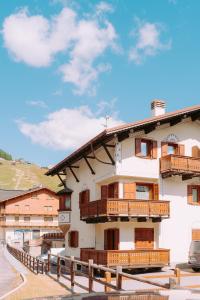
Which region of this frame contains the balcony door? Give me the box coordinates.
[104,228,119,250]
[135,228,154,249]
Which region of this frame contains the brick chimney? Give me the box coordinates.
[151,99,166,117]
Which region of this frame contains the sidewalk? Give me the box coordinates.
[0,246,22,299]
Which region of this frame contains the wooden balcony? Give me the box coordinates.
[80,248,170,268]
[80,199,170,223]
[160,154,200,179]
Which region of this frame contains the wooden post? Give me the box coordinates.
[33,257,35,272]
[57,256,61,280]
[116,266,122,290]
[88,259,94,293]
[37,259,39,274]
[47,252,51,274]
[70,256,75,292]
[104,271,111,292]
[174,268,180,286]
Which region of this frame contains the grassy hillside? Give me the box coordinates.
[0,160,59,191]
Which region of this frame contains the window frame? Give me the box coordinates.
[68,230,79,248]
[188,185,200,205]
[135,138,157,159]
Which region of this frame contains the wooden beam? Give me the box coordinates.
[191,112,200,121]
[170,116,182,126]
[69,166,79,182]
[83,156,95,175]
[144,124,156,134]
[104,144,115,148]
[57,174,66,187]
[102,143,115,165]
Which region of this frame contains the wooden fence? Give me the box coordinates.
[7,244,173,292]
[7,244,46,274]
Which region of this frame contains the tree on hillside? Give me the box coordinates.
[0,149,12,161]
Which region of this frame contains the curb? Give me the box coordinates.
[0,272,27,300]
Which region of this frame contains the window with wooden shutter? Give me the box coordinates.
[161,142,168,157]
[135,228,154,249]
[136,183,154,200]
[124,183,136,199]
[104,228,119,250]
[161,141,184,156]
[188,185,200,205]
[135,138,157,159]
[108,182,119,199]
[68,231,79,248]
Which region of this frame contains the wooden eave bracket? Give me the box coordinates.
[90,143,115,166]
[83,155,95,175]
[170,116,183,126]
[57,173,66,187]
[191,112,200,122]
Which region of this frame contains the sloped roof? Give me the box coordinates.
[0,187,55,203]
[46,104,200,176]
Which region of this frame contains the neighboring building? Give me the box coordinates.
[0,187,59,246]
[46,101,200,268]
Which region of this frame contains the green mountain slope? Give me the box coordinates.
[0,160,59,191]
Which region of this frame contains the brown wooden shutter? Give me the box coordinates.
[152,140,158,159]
[187,185,193,204]
[161,142,168,157]
[101,185,108,200]
[85,190,90,203]
[68,231,71,247]
[124,183,136,199]
[178,144,185,156]
[135,138,141,157]
[74,231,79,248]
[114,228,119,250]
[153,184,159,200]
[104,229,108,250]
[192,146,200,158]
[113,182,119,198]
[192,229,200,240]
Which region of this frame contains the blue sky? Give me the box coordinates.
[0,0,200,166]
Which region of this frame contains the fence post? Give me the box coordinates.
[47,252,51,274]
[88,259,94,292]
[57,256,61,280]
[105,271,111,292]
[70,256,75,292]
[37,259,39,274]
[174,268,180,286]
[116,266,122,290]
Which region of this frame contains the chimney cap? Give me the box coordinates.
[151,99,166,110]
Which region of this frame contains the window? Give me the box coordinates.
[32,230,40,240]
[104,228,119,250]
[24,216,30,222]
[135,138,157,159]
[15,216,19,222]
[188,185,200,205]
[136,185,151,200]
[68,231,79,248]
[161,142,185,157]
[100,183,119,200]
[44,216,53,222]
[44,206,53,212]
[25,205,30,211]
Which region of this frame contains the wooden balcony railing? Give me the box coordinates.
[160,154,200,178]
[80,199,170,221]
[80,248,170,267]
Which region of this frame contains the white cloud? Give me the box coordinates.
[129,20,171,64]
[26,100,47,108]
[96,2,114,15]
[2,6,117,95]
[17,106,123,150]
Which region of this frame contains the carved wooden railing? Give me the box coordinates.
[80,248,170,267]
[80,199,170,219]
[160,154,200,176]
